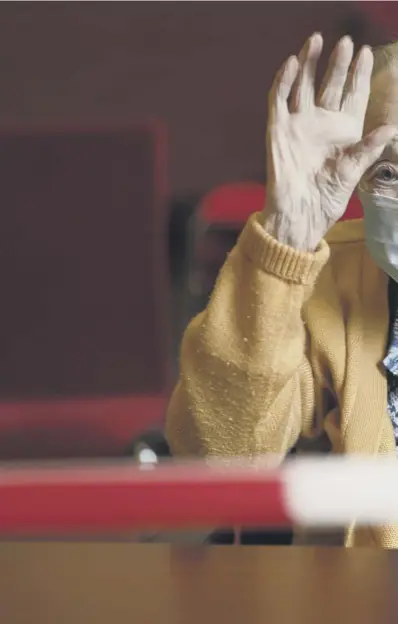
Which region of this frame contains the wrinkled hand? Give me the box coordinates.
[263,33,396,251]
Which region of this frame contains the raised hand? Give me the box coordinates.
[263,33,396,251]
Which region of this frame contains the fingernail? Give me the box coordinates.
[287,55,298,66]
[340,35,352,46]
[309,32,323,51]
[361,45,373,56]
[359,45,373,66]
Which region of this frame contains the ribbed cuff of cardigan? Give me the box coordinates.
[238,213,330,285]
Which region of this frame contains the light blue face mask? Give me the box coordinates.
[358,189,398,283]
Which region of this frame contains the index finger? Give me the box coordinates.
[268,55,299,123]
[341,46,374,120]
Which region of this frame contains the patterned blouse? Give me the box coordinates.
[383,278,398,448]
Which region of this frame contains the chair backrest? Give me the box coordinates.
[0,120,172,399]
[340,192,363,220]
[199,182,363,227]
[200,182,265,226]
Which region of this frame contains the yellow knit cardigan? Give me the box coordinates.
[166,213,398,548]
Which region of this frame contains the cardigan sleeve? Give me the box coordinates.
[165,213,330,458]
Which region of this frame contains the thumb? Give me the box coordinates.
[338,125,397,187]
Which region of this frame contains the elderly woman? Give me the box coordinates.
[165,33,398,548]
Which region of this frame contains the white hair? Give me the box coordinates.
[372,42,398,76]
[362,43,398,132]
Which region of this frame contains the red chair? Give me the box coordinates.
[0,119,171,459]
[198,181,362,228]
[188,182,363,300]
[199,183,266,228]
[341,192,363,221]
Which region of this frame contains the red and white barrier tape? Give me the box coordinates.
[0,457,397,535]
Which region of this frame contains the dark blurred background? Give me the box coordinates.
[0,1,392,459]
[0,2,390,192]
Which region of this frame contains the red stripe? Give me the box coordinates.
[0,463,290,535]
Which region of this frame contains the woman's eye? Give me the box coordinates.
[374,166,398,183]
